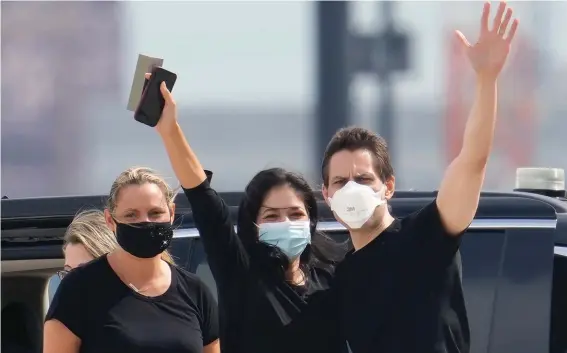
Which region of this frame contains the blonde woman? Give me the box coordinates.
[59,210,174,279]
[44,167,220,353]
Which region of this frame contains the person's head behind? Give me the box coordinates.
[62,209,118,275]
[321,127,395,230]
[237,168,342,282]
[104,167,175,264]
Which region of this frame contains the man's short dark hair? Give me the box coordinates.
[321,126,394,186]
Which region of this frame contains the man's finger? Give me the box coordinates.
[491,1,506,32]
[145,73,152,80]
[480,2,490,34]
[498,8,513,36]
[160,82,175,105]
[505,19,519,44]
[455,30,471,49]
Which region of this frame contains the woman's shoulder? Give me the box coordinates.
[58,256,112,291]
[172,265,212,293]
[45,256,112,328]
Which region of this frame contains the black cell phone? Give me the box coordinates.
[134,67,177,127]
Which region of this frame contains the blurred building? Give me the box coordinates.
[1,1,122,197]
[1,1,566,198]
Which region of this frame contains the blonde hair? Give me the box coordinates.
[106,167,175,265]
[64,209,118,258]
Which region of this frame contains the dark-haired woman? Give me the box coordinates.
[151,74,346,353]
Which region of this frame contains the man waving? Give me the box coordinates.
[321,2,518,353]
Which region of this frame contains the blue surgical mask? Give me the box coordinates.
[258,220,311,260]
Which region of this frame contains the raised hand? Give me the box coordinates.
[455,1,519,78]
[144,72,178,136]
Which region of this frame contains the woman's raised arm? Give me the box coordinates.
[151,75,249,282]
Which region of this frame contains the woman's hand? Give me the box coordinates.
[144,72,179,137]
[145,72,208,189]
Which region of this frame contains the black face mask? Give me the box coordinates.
[115,221,174,258]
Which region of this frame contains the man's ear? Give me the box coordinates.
[321,184,331,207]
[104,209,117,232]
[384,176,396,200]
[169,204,176,224]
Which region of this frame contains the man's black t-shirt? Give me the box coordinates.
[183,180,342,353]
[45,255,219,353]
[334,200,470,353]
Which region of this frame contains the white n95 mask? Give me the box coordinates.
[328,181,386,229]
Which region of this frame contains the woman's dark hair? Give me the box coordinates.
[237,168,346,284]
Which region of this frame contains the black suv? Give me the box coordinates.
[2,188,566,353]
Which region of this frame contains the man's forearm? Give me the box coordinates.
[460,75,498,167]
